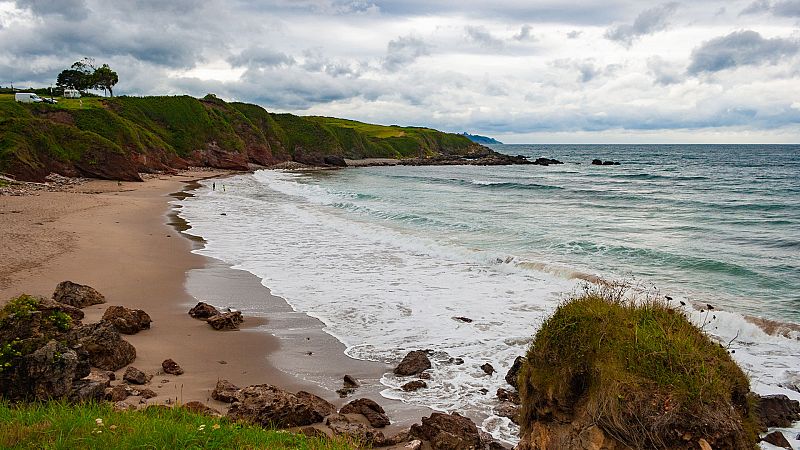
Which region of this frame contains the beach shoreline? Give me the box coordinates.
[0,170,428,430]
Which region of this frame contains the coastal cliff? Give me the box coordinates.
[0,93,516,182]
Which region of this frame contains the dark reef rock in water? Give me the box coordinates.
[505,356,525,389]
[394,350,432,376]
[761,430,792,449]
[592,159,621,166]
[532,157,564,166]
[408,412,502,450]
[481,363,495,375]
[757,394,800,428]
[402,380,428,392]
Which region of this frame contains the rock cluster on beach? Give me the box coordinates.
[188,301,244,330]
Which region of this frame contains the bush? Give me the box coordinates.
[519,286,758,449]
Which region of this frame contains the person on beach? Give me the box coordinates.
[212,182,215,191]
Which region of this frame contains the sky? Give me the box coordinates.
[1,0,799,143]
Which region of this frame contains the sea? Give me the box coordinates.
[177,144,800,444]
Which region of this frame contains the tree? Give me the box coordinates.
[56,58,95,92]
[92,64,118,97]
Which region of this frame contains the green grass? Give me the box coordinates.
[519,287,757,448]
[0,401,355,449]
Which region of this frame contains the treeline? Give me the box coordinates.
[56,58,119,97]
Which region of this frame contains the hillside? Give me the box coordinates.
[0,94,515,182]
[460,132,503,145]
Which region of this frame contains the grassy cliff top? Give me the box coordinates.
[519,288,758,448]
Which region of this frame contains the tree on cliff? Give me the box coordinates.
[93,64,119,97]
[56,58,118,96]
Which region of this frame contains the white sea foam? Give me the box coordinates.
[178,170,800,445]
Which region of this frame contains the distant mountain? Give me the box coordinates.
[460,132,503,145]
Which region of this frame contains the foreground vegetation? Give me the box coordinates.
[0,401,353,449]
[0,93,483,181]
[518,287,758,449]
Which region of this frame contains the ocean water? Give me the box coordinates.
[177,144,800,444]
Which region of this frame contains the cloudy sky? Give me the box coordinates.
[1,0,799,143]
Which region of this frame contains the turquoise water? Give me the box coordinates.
[305,144,799,322]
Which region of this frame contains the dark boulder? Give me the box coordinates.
[72,322,136,371]
[454,316,473,323]
[481,363,495,375]
[402,380,427,392]
[105,384,129,402]
[761,431,792,449]
[532,158,563,166]
[757,394,800,428]
[102,305,151,335]
[212,379,240,403]
[591,159,603,165]
[323,155,348,167]
[394,350,432,376]
[340,398,390,428]
[123,366,149,385]
[53,281,105,308]
[188,302,219,319]
[183,401,221,416]
[161,358,184,375]
[494,403,520,425]
[409,412,483,450]
[226,384,336,428]
[36,297,85,322]
[69,378,107,403]
[343,374,359,388]
[0,340,84,402]
[496,388,520,404]
[207,311,244,330]
[505,356,525,389]
[325,413,386,446]
[136,388,157,399]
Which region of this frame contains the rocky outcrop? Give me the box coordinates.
[36,297,85,322]
[591,159,621,166]
[756,394,800,428]
[517,420,630,450]
[102,305,151,334]
[402,380,427,392]
[123,366,149,385]
[53,281,105,308]
[531,158,563,166]
[188,302,219,319]
[0,340,88,402]
[207,311,244,330]
[161,358,184,375]
[394,350,432,376]
[212,379,240,403]
[69,378,108,403]
[340,398,390,428]
[72,321,136,371]
[226,384,336,428]
[761,431,792,449]
[505,356,524,389]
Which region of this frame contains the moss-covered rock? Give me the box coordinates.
[517,289,758,450]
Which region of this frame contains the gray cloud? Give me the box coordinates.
[688,30,800,74]
[383,35,429,72]
[15,0,89,20]
[741,0,800,16]
[513,24,533,41]
[228,47,295,68]
[566,30,583,39]
[605,2,679,46]
[465,25,503,48]
[647,56,683,85]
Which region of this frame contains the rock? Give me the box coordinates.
[591,159,620,166]
[481,363,495,375]
[453,316,473,323]
[402,380,427,392]
[102,305,151,334]
[394,350,432,376]
[343,374,359,388]
[417,372,431,380]
[72,321,136,371]
[0,340,82,402]
[114,401,136,411]
[496,388,520,404]
[226,384,336,428]
[182,401,221,416]
[448,357,465,365]
[212,379,240,403]
[53,281,105,308]
[137,388,157,399]
[505,356,525,389]
[188,302,219,319]
[340,398,391,428]
[409,412,482,450]
[336,388,356,398]
[123,366,149,385]
[762,431,792,449]
[403,440,423,450]
[757,394,800,428]
[592,159,603,165]
[106,384,129,402]
[494,403,520,425]
[325,413,386,446]
[36,296,85,322]
[161,358,184,375]
[532,157,563,166]
[68,379,107,402]
[299,426,329,439]
[323,155,348,167]
[207,311,243,330]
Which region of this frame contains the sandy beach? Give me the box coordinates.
[0,170,426,427]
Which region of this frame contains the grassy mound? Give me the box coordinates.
[0,400,353,449]
[518,288,758,449]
